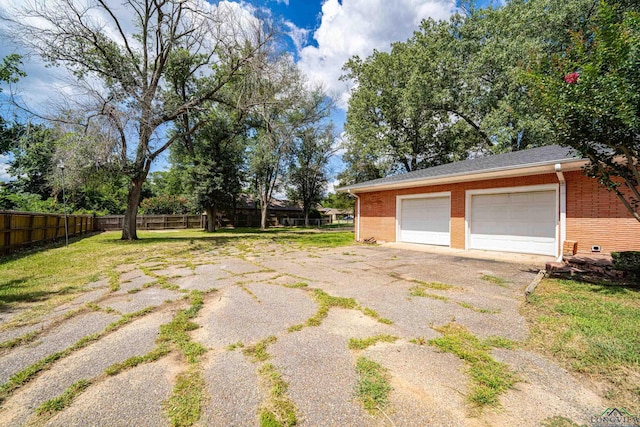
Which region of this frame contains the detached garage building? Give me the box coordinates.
[339,145,640,258]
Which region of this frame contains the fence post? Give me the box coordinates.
[3,213,11,255]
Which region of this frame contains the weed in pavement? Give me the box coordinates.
[355,357,392,414]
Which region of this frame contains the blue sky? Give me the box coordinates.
[0,0,462,185]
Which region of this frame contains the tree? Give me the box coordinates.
[5,0,271,239]
[527,1,640,222]
[288,123,335,226]
[340,0,605,184]
[244,53,328,230]
[171,105,246,231]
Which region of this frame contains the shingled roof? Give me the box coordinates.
[339,144,584,192]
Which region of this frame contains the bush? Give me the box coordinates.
[139,195,190,215]
[611,251,640,277]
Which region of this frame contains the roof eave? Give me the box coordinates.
[337,158,588,194]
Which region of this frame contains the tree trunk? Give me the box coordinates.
[304,208,309,227]
[260,203,268,230]
[205,207,216,232]
[121,176,145,240]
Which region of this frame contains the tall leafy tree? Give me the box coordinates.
[171,106,246,231]
[244,53,329,229]
[5,0,271,239]
[288,123,335,226]
[527,1,640,222]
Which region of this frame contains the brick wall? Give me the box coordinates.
[565,171,640,253]
[356,171,640,254]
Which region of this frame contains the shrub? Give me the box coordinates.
[611,251,640,277]
[139,195,190,215]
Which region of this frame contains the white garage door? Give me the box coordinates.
[469,190,557,256]
[399,196,450,246]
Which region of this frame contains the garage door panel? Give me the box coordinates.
[469,190,557,256]
[400,196,450,246]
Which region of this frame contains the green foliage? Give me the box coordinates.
[429,323,517,407]
[524,278,640,407]
[527,1,640,221]
[36,379,91,415]
[258,363,298,427]
[165,367,205,427]
[243,336,277,362]
[321,192,354,211]
[140,195,191,215]
[287,123,334,224]
[612,251,640,276]
[348,335,398,350]
[354,357,392,413]
[0,54,26,89]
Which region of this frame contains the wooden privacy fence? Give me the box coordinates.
[96,215,205,231]
[1,211,96,255]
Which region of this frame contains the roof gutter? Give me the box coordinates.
[348,190,361,242]
[555,163,567,262]
[338,158,588,194]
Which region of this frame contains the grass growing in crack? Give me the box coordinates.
[355,357,392,413]
[481,274,509,287]
[105,345,171,376]
[105,307,155,333]
[225,341,245,351]
[409,337,427,346]
[305,289,358,327]
[0,350,68,404]
[290,290,393,331]
[258,363,297,427]
[456,301,500,314]
[361,307,393,325]
[159,291,207,363]
[166,366,205,427]
[243,336,277,362]
[522,277,640,408]
[0,331,39,349]
[36,379,92,415]
[348,335,398,350]
[163,291,208,427]
[283,282,308,289]
[0,305,158,404]
[409,287,449,301]
[429,323,517,408]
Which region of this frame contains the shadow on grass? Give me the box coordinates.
[0,276,60,309]
[97,227,354,248]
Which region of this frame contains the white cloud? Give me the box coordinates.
[0,154,13,182]
[297,0,457,109]
[274,0,290,5]
[284,21,310,52]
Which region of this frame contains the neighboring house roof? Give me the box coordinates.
[236,194,304,212]
[338,144,587,193]
[318,207,351,215]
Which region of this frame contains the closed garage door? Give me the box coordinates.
[469,190,557,256]
[399,196,450,246]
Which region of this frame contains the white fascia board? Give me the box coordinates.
[339,159,587,194]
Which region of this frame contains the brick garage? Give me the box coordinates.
[340,145,640,257]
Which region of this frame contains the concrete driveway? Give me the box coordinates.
[0,239,603,426]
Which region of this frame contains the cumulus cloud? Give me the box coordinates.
[0,154,13,182]
[297,0,457,109]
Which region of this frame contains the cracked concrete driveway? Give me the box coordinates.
[0,233,604,426]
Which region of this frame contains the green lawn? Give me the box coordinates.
[0,228,355,328]
[523,278,640,409]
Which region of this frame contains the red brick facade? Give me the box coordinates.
[356,171,640,254]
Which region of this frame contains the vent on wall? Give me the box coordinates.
[591,245,601,253]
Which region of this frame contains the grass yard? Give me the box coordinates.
[523,278,640,409]
[0,228,355,329]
